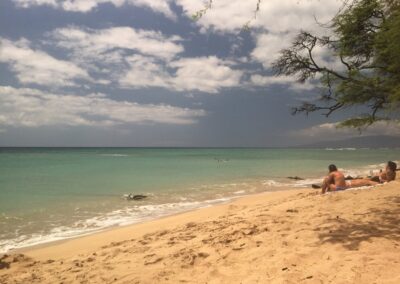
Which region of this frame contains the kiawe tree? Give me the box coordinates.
[272,0,400,128]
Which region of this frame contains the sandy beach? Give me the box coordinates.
[1,180,400,284]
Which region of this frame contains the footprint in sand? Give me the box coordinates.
[232,243,247,251]
[138,239,149,245]
[242,226,259,236]
[286,209,299,213]
[178,233,196,241]
[198,252,209,258]
[185,222,198,228]
[178,252,197,267]
[156,230,170,237]
[173,249,209,267]
[144,254,163,265]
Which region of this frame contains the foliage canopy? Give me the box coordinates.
[272,0,400,128]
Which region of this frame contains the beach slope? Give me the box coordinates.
[1,182,400,283]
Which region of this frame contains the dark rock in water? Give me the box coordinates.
[125,194,147,201]
[287,176,305,180]
[311,184,321,189]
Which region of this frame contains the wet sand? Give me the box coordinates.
[1,180,400,284]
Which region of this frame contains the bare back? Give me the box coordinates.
[329,171,346,187]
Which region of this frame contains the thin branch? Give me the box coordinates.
[340,52,352,71]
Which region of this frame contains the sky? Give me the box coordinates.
[1,0,399,147]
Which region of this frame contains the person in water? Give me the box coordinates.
[321,164,379,194]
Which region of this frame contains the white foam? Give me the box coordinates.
[325,148,357,151]
[292,178,324,187]
[262,180,294,187]
[0,197,236,254]
[342,160,399,178]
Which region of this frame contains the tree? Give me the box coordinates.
[272,0,400,129]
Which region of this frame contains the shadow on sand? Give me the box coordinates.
[317,196,400,250]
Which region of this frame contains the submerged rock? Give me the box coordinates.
[124,194,147,201]
[287,176,304,180]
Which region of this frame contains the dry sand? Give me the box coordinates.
[1,180,400,284]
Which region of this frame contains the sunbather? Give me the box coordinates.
[345,162,398,188]
[321,164,348,194]
[321,164,379,194]
[376,161,397,182]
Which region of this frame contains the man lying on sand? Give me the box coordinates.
[321,164,378,194]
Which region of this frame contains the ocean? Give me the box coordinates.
[0,147,399,253]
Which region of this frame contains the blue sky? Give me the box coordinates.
[1,0,399,147]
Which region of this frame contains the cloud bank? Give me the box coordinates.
[293,121,400,138]
[0,86,205,129]
[0,38,90,87]
[12,0,176,19]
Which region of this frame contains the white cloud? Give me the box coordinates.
[0,38,90,87]
[12,0,176,19]
[0,86,206,128]
[51,26,183,61]
[127,0,176,20]
[250,74,315,91]
[251,32,293,68]
[13,0,57,8]
[177,0,342,33]
[119,55,243,93]
[176,0,259,32]
[119,55,171,89]
[60,0,99,12]
[177,0,343,69]
[170,56,242,93]
[48,27,242,93]
[248,2,343,69]
[172,0,346,93]
[293,121,400,138]
[251,32,344,74]
[6,1,343,94]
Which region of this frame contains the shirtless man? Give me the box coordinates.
[321,164,378,194]
[321,164,348,194]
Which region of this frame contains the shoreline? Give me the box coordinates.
[1,180,312,255]
[1,177,395,256]
[15,186,297,259]
[1,148,398,257]
[1,179,400,283]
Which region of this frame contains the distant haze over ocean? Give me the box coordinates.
[301,136,400,149]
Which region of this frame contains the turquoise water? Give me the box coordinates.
[0,147,399,252]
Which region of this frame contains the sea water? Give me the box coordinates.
[1,147,399,253]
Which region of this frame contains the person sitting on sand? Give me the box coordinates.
[321,164,348,194]
[321,164,378,194]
